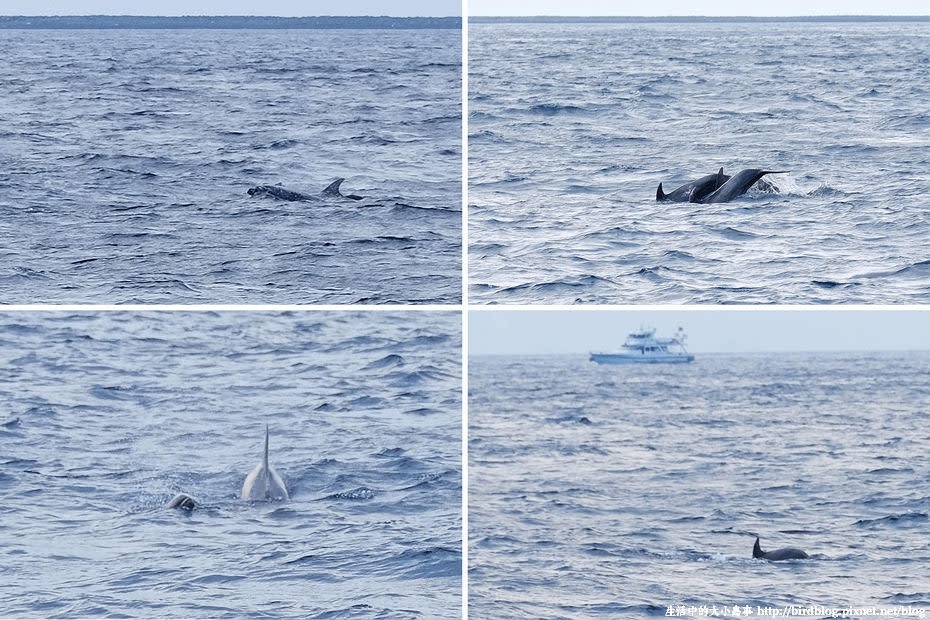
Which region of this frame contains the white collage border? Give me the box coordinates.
[7,5,930,619]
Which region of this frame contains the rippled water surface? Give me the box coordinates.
[0,28,461,303]
[0,311,461,618]
[469,22,930,303]
[469,353,930,618]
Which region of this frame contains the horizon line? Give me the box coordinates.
[470,14,928,19]
[0,14,923,19]
[0,14,461,18]
[0,15,462,28]
[471,348,930,356]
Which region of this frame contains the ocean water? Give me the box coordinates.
[468,22,930,304]
[0,311,461,618]
[469,352,930,618]
[0,28,461,303]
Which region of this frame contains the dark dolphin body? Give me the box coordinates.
[248,186,313,201]
[753,537,809,561]
[657,168,729,202]
[167,493,198,510]
[694,169,787,204]
[247,178,363,202]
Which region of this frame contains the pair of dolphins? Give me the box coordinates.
[656,168,787,204]
[247,178,364,202]
[167,424,288,510]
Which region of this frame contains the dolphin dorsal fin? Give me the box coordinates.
[322,178,345,197]
[753,537,763,558]
[263,424,270,471]
[656,183,666,201]
[716,167,725,188]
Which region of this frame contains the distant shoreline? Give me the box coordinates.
[0,16,461,29]
[470,15,928,24]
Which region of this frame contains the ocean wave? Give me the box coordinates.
[854,512,928,528]
[326,486,376,501]
[362,353,405,370]
[524,103,587,115]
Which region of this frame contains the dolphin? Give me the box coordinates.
[167,492,198,510]
[247,178,363,202]
[752,537,809,561]
[657,168,729,202]
[693,169,787,204]
[241,425,289,501]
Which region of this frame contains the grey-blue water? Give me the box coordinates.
[0,311,461,618]
[468,22,930,304]
[0,28,461,303]
[469,352,930,618]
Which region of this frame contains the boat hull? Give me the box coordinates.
[590,353,694,364]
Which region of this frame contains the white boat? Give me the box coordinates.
[590,327,694,364]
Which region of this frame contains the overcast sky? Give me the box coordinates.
[468,0,928,15]
[0,1,460,16]
[469,309,930,355]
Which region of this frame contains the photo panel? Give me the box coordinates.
[0,310,462,618]
[469,309,929,617]
[0,13,461,304]
[467,13,928,304]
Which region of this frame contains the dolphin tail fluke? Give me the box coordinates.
[656,183,667,201]
[753,537,763,558]
[754,170,790,188]
[322,178,345,197]
[263,424,270,471]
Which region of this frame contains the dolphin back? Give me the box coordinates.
[247,185,312,201]
[700,169,787,204]
[321,178,345,197]
[661,169,730,203]
[765,547,809,561]
[753,537,809,561]
[241,425,289,501]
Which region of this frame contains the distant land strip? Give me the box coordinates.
[470,15,928,23]
[0,15,461,29]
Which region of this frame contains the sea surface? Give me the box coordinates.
[0,311,462,618]
[469,352,930,618]
[0,28,461,303]
[468,22,930,304]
